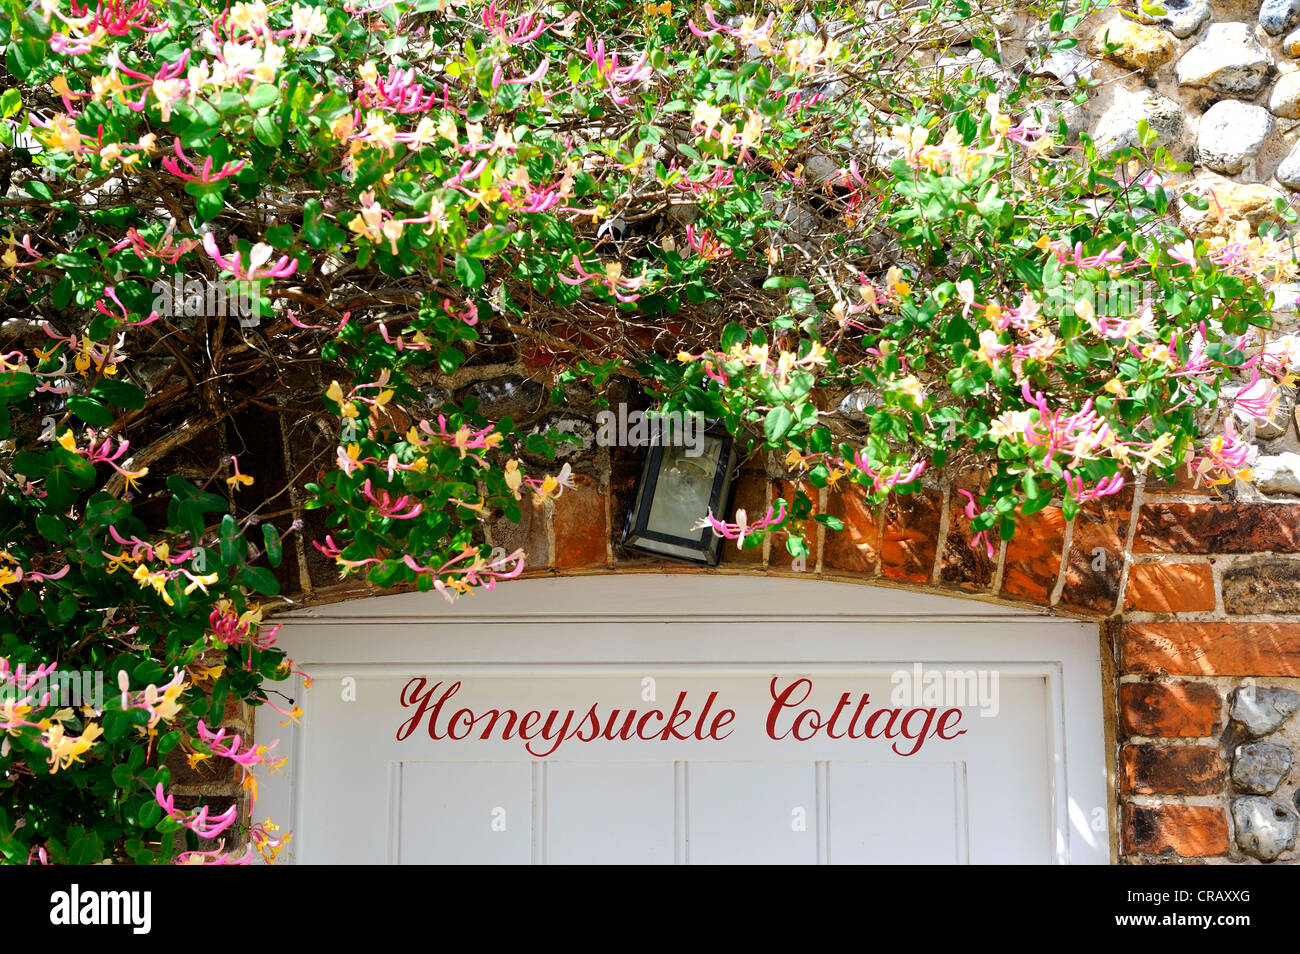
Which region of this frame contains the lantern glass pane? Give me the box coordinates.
[644,436,724,539]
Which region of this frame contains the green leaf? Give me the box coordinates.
[262,523,283,567]
[238,565,280,595]
[454,253,485,290]
[438,346,466,374]
[0,88,21,119]
[0,371,35,400]
[253,114,283,147]
[87,497,129,526]
[196,192,224,221]
[764,405,793,443]
[67,395,115,427]
[22,179,52,201]
[91,379,147,409]
[264,223,294,248]
[248,84,280,109]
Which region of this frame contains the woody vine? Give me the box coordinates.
[0,0,1295,863]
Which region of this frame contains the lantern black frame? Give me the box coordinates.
[621,420,738,566]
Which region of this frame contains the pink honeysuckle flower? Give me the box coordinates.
[689,4,775,46]
[445,157,489,189]
[311,535,382,571]
[445,298,478,326]
[1018,383,1111,468]
[196,719,275,768]
[1,658,59,692]
[1046,238,1143,272]
[693,501,787,550]
[1230,369,1282,423]
[685,225,731,260]
[556,254,645,302]
[155,783,240,839]
[1003,124,1049,149]
[359,479,423,519]
[62,0,167,36]
[482,1,575,43]
[1062,471,1125,503]
[400,545,526,603]
[777,89,824,115]
[847,451,927,494]
[377,322,431,351]
[499,177,563,213]
[95,286,160,327]
[24,565,70,583]
[418,415,506,463]
[956,489,997,559]
[287,309,330,330]
[202,232,298,281]
[1,233,43,269]
[109,222,199,264]
[669,161,734,194]
[1192,418,1257,489]
[103,49,190,117]
[161,137,245,184]
[360,66,440,114]
[582,38,652,105]
[208,604,281,649]
[490,57,550,90]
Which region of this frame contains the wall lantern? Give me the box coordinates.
[622,420,738,566]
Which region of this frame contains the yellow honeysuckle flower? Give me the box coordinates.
[184,571,220,595]
[504,458,523,496]
[44,721,103,773]
[187,750,213,771]
[56,430,77,453]
[191,663,225,682]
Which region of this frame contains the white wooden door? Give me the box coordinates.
[255,577,1109,864]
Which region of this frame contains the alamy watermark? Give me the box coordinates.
[1043,279,1155,319]
[595,405,706,457]
[0,669,105,709]
[151,275,262,328]
[890,663,999,717]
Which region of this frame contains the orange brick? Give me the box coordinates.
[1145,467,1206,495]
[1124,563,1216,613]
[1123,803,1229,857]
[1058,489,1132,616]
[552,474,607,569]
[490,494,549,569]
[719,472,768,567]
[1135,503,1300,553]
[1119,681,1222,737]
[999,507,1067,606]
[775,479,818,572]
[1121,744,1225,795]
[940,485,997,593]
[823,484,879,575]
[1124,622,1300,676]
[881,490,942,583]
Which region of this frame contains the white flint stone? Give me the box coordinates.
[1175,23,1275,96]
[1271,72,1300,117]
[1254,453,1300,493]
[1197,100,1273,174]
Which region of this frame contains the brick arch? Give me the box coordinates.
[282,450,1300,865]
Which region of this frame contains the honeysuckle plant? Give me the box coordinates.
[0,0,1294,863]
